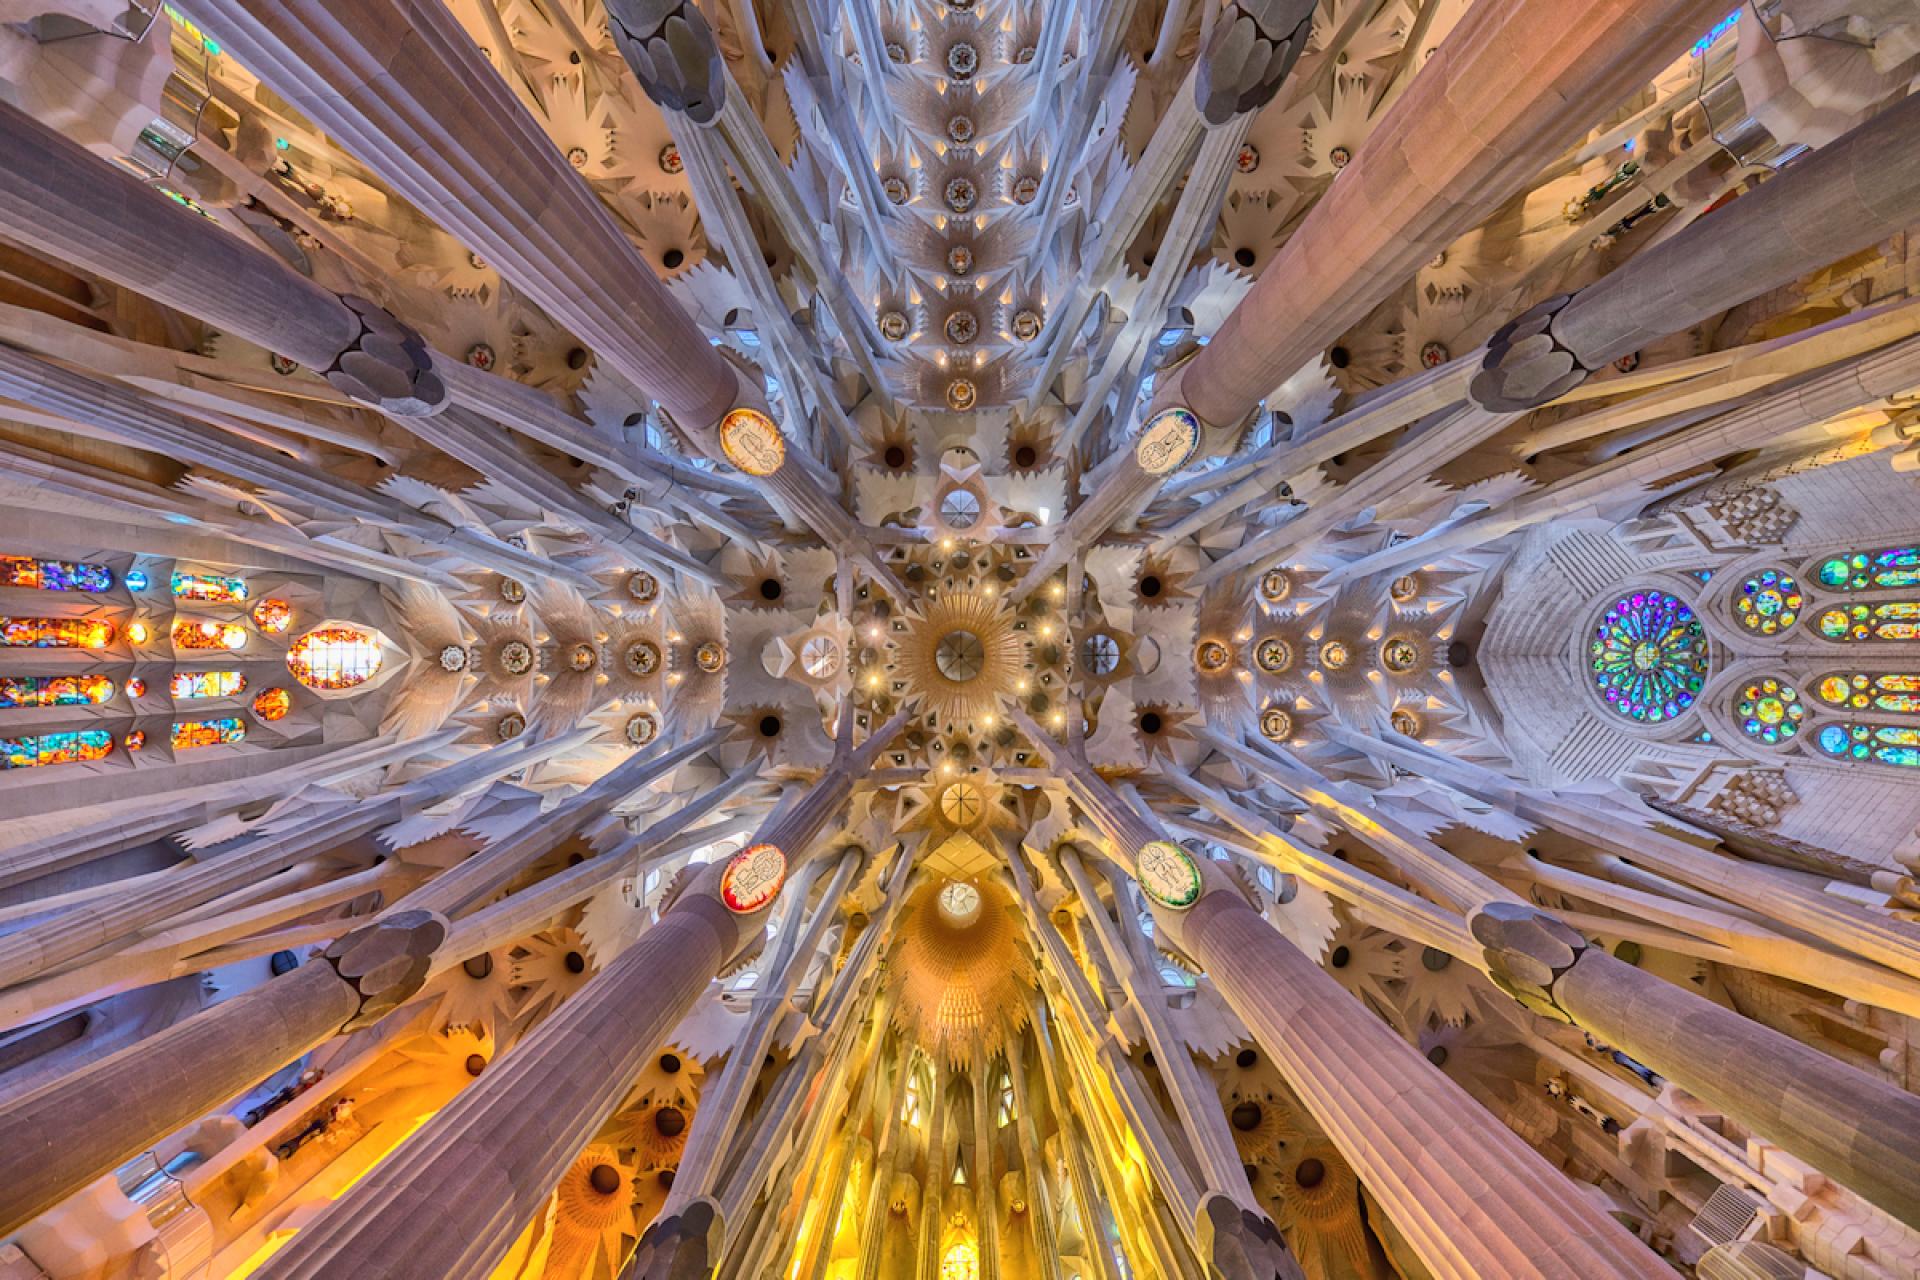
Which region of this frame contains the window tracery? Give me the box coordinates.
[287,626,384,690]
[1588,591,1708,723]
[1,556,112,592]
[2,729,113,769]
[2,617,115,648]
[0,675,114,707]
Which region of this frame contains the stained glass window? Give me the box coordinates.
[250,598,293,634]
[172,618,248,651]
[2,617,115,648]
[1,729,113,770]
[287,625,383,690]
[170,717,245,750]
[170,570,248,602]
[170,670,246,699]
[124,570,149,591]
[251,687,291,721]
[1589,591,1709,722]
[940,1242,979,1280]
[1734,569,1802,635]
[1814,672,1920,714]
[2,556,112,592]
[1734,677,1802,744]
[0,675,115,708]
[1816,722,1920,769]
[1813,546,1920,592]
[1816,602,1920,642]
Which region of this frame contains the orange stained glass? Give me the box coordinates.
[170,717,246,750]
[172,618,248,651]
[171,670,246,699]
[287,625,383,690]
[1,617,115,648]
[252,688,291,721]
[1,728,113,770]
[251,598,293,634]
[0,674,115,708]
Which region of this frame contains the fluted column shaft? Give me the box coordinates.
[0,101,357,370]
[256,711,906,1279]
[1015,714,1664,1278]
[1170,0,1729,429]
[1177,895,1665,1278]
[0,962,357,1234]
[1555,947,1920,1225]
[0,912,445,1236]
[187,0,738,432]
[0,729,587,997]
[190,0,870,554]
[1473,89,1920,411]
[255,901,736,1279]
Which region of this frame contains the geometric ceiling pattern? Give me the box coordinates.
[2,1,1920,1278]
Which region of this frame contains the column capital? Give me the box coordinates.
[607,0,728,124]
[622,1198,722,1278]
[321,908,449,1030]
[326,295,450,418]
[1194,0,1315,125]
[1197,1193,1303,1280]
[1468,292,1594,413]
[1467,901,1589,1024]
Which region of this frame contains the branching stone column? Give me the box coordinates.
[0,728,590,994]
[251,710,908,1280]
[1472,903,1920,1227]
[0,911,446,1235]
[1156,0,1729,432]
[1014,715,1666,1278]
[191,0,871,561]
[0,101,444,417]
[1205,724,1920,1227]
[1472,90,1920,412]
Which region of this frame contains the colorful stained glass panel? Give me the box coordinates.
[170,717,245,750]
[0,675,115,708]
[0,729,113,769]
[170,571,248,602]
[2,556,112,592]
[1,617,115,648]
[1734,569,1802,635]
[172,619,248,651]
[1589,591,1709,722]
[1815,722,1920,769]
[287,626,383,690]
[1816,601,1920,642]
[170,670,246,699]
[1735,677,1803,744]
[1813,672,1920,714]
[1813,546,1920,592]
